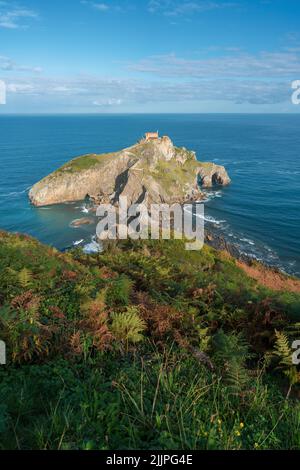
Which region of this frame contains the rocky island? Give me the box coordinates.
[29,134,230,207]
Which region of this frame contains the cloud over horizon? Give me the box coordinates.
[128,51,300,79]
[0,1,38,29]
[2,72,292,110]
[0,55,42,73]
[0,0,299,113]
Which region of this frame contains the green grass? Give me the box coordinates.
[0,231,299,450]
[0,348,299,450]
[54,152,116,174]
[146,149,215,196]
[148,159,198,197]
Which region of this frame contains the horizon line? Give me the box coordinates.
[1,112,300,116]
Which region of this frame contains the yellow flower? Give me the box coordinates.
[240,422,244,429]
[217,419,222,425]
[254,443,259,449]
[235,431,241,437]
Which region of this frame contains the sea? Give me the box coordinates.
[0,114,299,276]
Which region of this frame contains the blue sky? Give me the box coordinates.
[1,0,300,113]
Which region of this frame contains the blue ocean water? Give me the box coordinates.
[0,114,299,276]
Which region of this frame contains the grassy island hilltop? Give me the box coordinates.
[28,136,230,207]
[0,230,299,450]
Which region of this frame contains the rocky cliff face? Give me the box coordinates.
[29,136,230,207]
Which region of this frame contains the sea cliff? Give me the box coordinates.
[29,136,230,207]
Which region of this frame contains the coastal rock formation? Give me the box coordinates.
[70,217,95,227]
[29,136,230,207]
[197,163,231,188]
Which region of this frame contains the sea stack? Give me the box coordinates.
[29,135,231,207]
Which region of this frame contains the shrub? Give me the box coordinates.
[105,275,133,308]
[110,307,146,352]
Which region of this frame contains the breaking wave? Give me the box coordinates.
[83,236,102,254]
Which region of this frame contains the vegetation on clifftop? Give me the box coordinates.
[29,138,230,207]
[55,152,116,174]
[0,230,299,450]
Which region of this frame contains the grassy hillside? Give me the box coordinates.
[0,230,299,450]
[55,152,116,174]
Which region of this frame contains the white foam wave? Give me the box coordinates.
[73,239,84,246]
[81,205,89,214]
[202,215,226,225]
[83,236,102,254]
[1,188,28,197]
[74,204,90,213]
[202,190,223,202]
[183,207,226,226]
[240,237,255,246]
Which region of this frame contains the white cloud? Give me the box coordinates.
[0,2,38,29]
[7,83,35,93]
[80,1,116,12]
[81,1,132,14]
[93,3,110,11]
[128,51,300,79]
[3,74,292,107]
[80,1,110,11]
[0,55,42,73]
[1,44,297,110]
[93,98,123,106]
[148,0,238,16]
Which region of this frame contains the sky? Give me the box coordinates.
[1,0,300,113]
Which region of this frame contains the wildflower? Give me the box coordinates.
[254,443,259,449]
[240,422,244,429]
[235,430,241,437]
[217,419,222,425]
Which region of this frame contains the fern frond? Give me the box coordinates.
[110,307,146,348]
[18,268,33,288]
[284,367,300,386]
[273,330,292,367]
[213,330,252,365]
[212,330,251,394]
[225,359,249,395]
